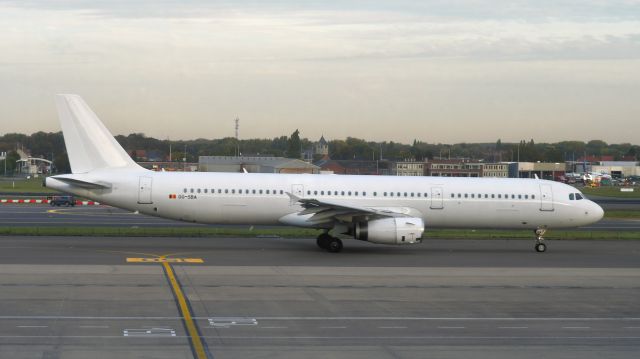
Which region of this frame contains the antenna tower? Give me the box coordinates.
[235,117,240,157]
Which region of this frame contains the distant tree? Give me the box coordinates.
[286,129,301,158]
[4,150,20,174]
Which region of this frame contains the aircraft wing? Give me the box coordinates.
[286,193,418,226]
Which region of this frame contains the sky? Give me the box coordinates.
[0,0,639,144]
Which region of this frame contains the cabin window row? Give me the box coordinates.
[306,190,429,198]
[184,188,284,195]
[450,193,536,200]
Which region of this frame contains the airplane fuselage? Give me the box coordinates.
[47,168,604,231]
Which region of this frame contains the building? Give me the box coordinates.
[425,159,482,177]
[16,157,52,175]
[396,160,425,176]
[480,163,509,178]
[199,156,320,174]
[592,161,640,178]
[315,159,392,175]
[137,162,199,172]
[314,136,329,156]
[509,162,567,180]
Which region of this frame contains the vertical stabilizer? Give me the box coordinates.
[55,94,141,173]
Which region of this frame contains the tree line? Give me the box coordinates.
[0,130,637,175]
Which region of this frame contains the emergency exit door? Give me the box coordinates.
[430,186,444,209]
[138,176,153,204]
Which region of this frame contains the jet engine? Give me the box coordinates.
[353,217,424,245]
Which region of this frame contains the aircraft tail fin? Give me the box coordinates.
[55,94,142,174]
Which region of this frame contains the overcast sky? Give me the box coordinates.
[0,0,639,144]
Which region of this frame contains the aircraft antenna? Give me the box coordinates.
[235,117,240,157]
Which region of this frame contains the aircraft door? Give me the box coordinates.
[430,186,444,209]
[291,184,304,205]
[138,176,153,204]
[539,184,554,211]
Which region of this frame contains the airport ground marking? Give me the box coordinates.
[127,257,203,263]
[162,261,211,359]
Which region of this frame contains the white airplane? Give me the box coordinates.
[45,95,604,253]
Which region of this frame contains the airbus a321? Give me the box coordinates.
[45,95,604,253]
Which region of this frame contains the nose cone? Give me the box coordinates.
[589,202,604,223]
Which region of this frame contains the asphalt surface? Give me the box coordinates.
[0,203,638,232]
[0,236,638,358]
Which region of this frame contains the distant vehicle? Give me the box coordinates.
[48,195,75,207]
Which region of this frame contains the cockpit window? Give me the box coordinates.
[569,193,575,200]
[575,193,583,200]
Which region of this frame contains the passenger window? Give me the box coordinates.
[417,193,421,197]
[341,191,345,196]
[320,191,324,195]
[252,189,256,194]
[471,194,475,198]
[204,189,208,193]
[457,193,461,198]
[355,191,359,196]
[464,194,468,198]
[259,190,263,194]
[237,189,241,194]
[363,192,366,196]
[374,192,377,196]
[218,189,222,194]
[532,195,535,199]
[498,194,501,199]
[484,194,488,199]
[390,192,394,197]
[231,189,235,194]
[491,194,495,198]
[511,194,515,199]
[524,194,528,199]
[211,189,215,193]
[280,190,284,194]
[424,193,428,197]
[183,188,187,193]
[224,189,228,194]
[348,191,352,196]
[576,193,583,200]
[451,193,455,198]
[518,194,522,199]
[190,188,194,193]
[383,192,387,197]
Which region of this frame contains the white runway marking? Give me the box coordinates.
[378,326,407,329]
[320,326,347,329]
[16,325,48,328]
[563,326,591,329]
[498,326,529,329]
[438,326,466,329]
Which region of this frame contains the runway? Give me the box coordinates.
[0,236,638,358]
[1,203,639,231]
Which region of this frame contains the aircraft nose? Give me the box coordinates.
[590,202,604,223]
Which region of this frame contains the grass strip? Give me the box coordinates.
[0,226,638,240]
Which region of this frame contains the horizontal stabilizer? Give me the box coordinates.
[49,175,111,189]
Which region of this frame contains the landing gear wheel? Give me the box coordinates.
[316,233,331,250]
[326,238,343,253]
[534,228,548,253]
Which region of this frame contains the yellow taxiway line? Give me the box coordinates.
[162,261,209,359]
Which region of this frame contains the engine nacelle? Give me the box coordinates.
[354,217,424,245]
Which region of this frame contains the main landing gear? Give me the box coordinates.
[534,228,547,253]
[317,232,343,253]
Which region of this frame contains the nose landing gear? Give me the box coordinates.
[534,228,547,252]
[317,232,343,253]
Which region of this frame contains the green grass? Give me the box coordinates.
[0,226,638,240]
[603,210,640,219]
[580,186,640,198]
[0,177,57,194]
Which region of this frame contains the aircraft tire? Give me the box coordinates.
[317,233,331,250]
[535,243,546,253]
[327,238,343,253]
